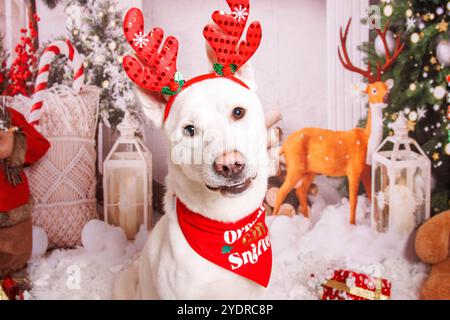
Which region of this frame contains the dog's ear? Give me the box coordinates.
[233,62,257,92]
[135,86,167,128]
[205,43,258,91]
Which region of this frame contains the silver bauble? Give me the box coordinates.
[375,31,395,57]
[436,39,450,66]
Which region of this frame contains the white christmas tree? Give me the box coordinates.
[46,0,136,128]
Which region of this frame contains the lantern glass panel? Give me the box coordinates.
[373,160,390,233]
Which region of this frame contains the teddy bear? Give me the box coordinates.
[0,101,50,277]
[415,210,450,300]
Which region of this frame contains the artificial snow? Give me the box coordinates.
[26,178,428,300]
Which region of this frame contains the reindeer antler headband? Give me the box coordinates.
[123,0,262,122]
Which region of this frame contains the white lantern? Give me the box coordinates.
[103,111,152,239]
[371,112,431,235]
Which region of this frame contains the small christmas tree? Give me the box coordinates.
[362,0,449,214]
[46,0,136,128]
[3,14,39,97]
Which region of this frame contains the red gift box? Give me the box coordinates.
[0,277,24,300]
[321,269,391,300]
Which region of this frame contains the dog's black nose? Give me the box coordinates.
[213,151,246,178]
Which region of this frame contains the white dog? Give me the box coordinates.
[114,4,271,300]
[113,65,270,300]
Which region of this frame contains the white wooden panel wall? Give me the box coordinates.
[3,0,27,65]
[327,0,369,131]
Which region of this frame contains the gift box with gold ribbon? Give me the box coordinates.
[321,269,391,300]
[0,277,25,300]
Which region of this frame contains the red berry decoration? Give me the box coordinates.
[168,80,179,92]
[2,15,39,97]
[223,65,233,76]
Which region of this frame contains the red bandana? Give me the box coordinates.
[176,198,272,287]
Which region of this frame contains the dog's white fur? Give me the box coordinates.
[113,60,270,299]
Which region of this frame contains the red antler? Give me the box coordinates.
[203,0,262,69]
[123,8,179,93]
[338,18,405,83]
[338,18,376,83]
[375,21,405,77]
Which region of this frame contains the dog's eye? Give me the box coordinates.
[231,107,246,120]
[183,125,195,137]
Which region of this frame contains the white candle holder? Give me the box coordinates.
[371,112,431,235]
[103,111,153,239]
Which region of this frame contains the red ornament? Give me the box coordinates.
[203,0,262,69]
[321,269,391,300]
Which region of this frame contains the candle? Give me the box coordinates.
[119,174,138,239]
[386,184,417,235]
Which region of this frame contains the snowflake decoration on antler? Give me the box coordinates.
[231,5,249,22]
[132,31,149,49]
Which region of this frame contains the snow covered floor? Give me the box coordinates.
[27,177,428,300]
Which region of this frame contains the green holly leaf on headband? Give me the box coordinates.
[161,86,176,96]
[221,245,233,254]
[213,63,238,76]
[213,63,224,76]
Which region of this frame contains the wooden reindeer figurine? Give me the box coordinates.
[273,19,404,224]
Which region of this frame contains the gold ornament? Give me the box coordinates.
[433,86,446,100]
[0,287,9,300]
[409,111,418,121]
[432,152,440,161]
[384,5,394,17]
[391,113,399,121]
[411,33,420,44]
[445,143,450,156]
[437,20,449,33]
[430,56,437,64]
[407,120,416,131]
[424,66,430,72]
[409,83,417,91]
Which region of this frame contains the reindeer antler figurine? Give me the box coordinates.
[273,19,404,225]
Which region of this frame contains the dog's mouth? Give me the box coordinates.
[206,176,256,197]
